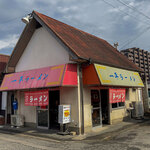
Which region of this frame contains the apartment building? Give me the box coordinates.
[121,47,150,82]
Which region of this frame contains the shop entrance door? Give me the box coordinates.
[100,89,109,124]
[91,90,102,127]
[49,90,60,129]
[37,106,48,129]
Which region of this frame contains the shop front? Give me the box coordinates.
[90,88,126,128]
[0,62,144,134]
[83,63,144,131]
[24,89,60,129]
[0,64,79,131]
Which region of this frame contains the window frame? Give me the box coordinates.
[112,102,125,109]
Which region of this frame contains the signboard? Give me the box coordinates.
[58,105,71,124]
[94,64,144,87]
[24,90,49,106]
[0,64,65,91]
[109,89,125,103]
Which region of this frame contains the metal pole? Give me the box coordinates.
[5,92,8,125]
[79,64,84,134]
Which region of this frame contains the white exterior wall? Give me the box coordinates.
[60,87,79,129]
[18,91,36,124]
[15,27,73,72]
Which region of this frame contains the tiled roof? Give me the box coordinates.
[33,11,142,72]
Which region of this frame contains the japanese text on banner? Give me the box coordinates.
[24,90,49,106]
[109,89,126,103]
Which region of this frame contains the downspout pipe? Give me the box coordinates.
[78,63,84,135]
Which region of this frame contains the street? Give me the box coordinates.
[0,121,150,150]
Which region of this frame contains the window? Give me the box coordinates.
[112,102,125,108]
[119,102,125,107]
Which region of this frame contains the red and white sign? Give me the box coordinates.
[109,89,125,103]
[24,90,49,106]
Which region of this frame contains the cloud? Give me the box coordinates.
[0,0,150,54]
[0,34,19,50]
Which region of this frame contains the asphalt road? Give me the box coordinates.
[0,121,150,150]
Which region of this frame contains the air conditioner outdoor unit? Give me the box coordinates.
[11,115,24,127]
[132,101,144,118]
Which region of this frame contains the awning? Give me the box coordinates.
[0,64,77,91]
[83,64,144,87]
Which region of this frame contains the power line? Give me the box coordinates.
[116,0,150,21]
[119,26,150,50]
[115,0,150,49]
[101,0,150,49]
[101,0,150,26]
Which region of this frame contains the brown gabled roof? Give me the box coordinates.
[33,11,142,72]
[7,11,142,72]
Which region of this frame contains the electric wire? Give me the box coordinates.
[119,26,150,50]
[116,0,150,21]
[0,1,150,52]
[101,0,150,26]
[102,0,150,50]
[115,0,150,49]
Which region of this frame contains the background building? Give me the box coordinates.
[0,54,9,118]
[121,47,150,113]
[0,54,10,84]
[121,47,150,81]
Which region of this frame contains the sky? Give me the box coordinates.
[0,0,150,55]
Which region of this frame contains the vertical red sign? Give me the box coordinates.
[42,90,49,106]
[24,90,49,106]
[109,89,126,103]
[38,91,43,106]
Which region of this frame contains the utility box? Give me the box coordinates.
[58,105,71,124]
[11,115,24,127]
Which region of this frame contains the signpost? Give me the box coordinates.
[58,105,71,135]
[58,105,71,124]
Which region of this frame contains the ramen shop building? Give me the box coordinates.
[0,11,144,134]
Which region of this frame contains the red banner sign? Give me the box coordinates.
[24,90,49,106]
[109,89,125,103]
